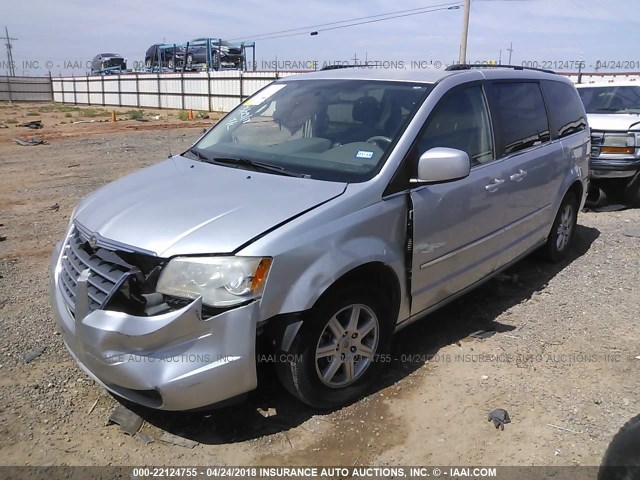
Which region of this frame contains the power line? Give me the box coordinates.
[227,2,462,42]
[228,2,461,41]
[312,5,463,37]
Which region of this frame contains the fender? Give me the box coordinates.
[241,193,411,323]
[272,235,405,319]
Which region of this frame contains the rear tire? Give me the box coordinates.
[276,286,393,409]
[541,191,578,262]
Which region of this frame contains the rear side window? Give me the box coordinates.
[490,82,550,156]
[541,80,587,139]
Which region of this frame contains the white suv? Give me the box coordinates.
[576,82,640,205]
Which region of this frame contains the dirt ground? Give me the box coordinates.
[0,102,638,468]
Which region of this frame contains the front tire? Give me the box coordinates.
[541,191,578,262]
[624,171,640,207]
[276,287,393,409]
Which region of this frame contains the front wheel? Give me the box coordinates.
[276,287,393,409]
[541,192,578,262]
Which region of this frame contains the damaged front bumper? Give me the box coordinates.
[49,241,259,411]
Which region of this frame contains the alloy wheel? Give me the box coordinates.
[315,304,379,388]
[556,204,574,251]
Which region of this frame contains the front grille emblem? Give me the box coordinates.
[88,235,98,249]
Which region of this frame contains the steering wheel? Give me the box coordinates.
[366,136,392,148]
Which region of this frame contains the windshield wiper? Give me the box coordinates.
[186,147,209,161]
[209,156,307,178]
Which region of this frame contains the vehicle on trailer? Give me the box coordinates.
[50,65,589,411]
[90,53,126,75]
[576,82,640,206]
[184,38,244,70]
[144,43,184,70]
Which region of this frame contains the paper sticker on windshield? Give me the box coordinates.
[356,150,374,159]
[244,84,286,106]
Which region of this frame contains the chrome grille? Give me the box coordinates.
[590,131,604,157]
[58,226,130,315]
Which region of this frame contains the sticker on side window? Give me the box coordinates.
[355,150,374,159]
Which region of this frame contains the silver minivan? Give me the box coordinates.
[49,66,590,410]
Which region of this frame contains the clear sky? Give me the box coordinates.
[2,0,639,76]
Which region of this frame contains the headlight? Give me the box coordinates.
[156,256,272,307]
[601,133,636,154]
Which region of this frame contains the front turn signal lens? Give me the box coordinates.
[601,146,635,154]
[251,258,272,291]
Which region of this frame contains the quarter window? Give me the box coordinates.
[491,82,550,156]
[416,85,494,166]
[541,80,587,139]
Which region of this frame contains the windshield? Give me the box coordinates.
[193,79,432,182]
[578,86,640,114]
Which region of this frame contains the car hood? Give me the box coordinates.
[74,155,346,257]
[587,113,640,132]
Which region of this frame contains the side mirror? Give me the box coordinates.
[414,147,470,184]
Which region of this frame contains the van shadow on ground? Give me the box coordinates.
[125,224,600,445]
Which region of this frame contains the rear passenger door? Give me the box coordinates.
[485,81,561,267]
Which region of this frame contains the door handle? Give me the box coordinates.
[510,169,527,182]
[485,178,505,192]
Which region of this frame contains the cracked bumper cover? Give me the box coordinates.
[48,242,259,411]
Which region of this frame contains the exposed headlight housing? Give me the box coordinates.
[156,256,272,307]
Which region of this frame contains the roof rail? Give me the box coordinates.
[445,64,555,74]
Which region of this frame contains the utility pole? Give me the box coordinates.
[2,26,17,76]
[577,51,584,84]
[458,0,470,64]
[507,41,513,65]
